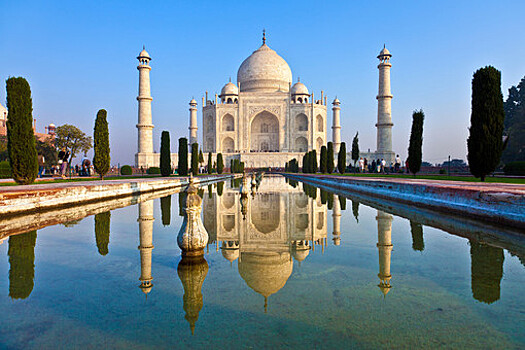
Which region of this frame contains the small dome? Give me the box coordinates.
[238,252,293,298]
[332,98,340,105]
[138,47,151,59]
[189,98,197,106]
[48,123,56,127]
[292,248,310,262]
[291,81,309,95]
[220,82,239,96]
[378,46,391,58]
[237,43,292,93]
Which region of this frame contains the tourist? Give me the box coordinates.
[371,159,376,173]
[37,153,45,178]
[381,159,386,173]
[395,155,401,173]
[58,148,70,178]
[364,158,368,172]
[358,157,364,173]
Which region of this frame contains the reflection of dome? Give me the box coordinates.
[238,252,293,311]
[237,43,292,93]
[291,81,309,95]
[220,82,239,96]
[222,248,239,262]
[292,248,310,262]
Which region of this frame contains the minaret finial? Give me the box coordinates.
[262,29,266,44]
[298,76,300,82]
[143,44,145,50]
[384,43,385,48]
[229,76,231,83]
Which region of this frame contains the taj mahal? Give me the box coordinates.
[135,32,395,169]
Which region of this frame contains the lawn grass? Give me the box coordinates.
[326,173,525,184]
[0,174,176,187]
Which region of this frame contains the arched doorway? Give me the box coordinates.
[250,111,279,152]
[223,137,234,152]
[295,136,308,152]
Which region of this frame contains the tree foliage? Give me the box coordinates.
[327,142,334,173]
[338,142,346,174]
[93,109,110,179]
[410,221,424,251]
[351,133,360,166]
[207,152,213,174]
[160,131,171,176]
[191,142,199,176]
[6,77,38,184]
[36,140,58,166]
[55,124,92,166]
[178,137,188,176]
[407,109,425,176]
[467,66,505,181]
[320,146,327,173]
[216,153,224,174]
[94,211,111,255]
[470,240,504,304]
[199,149,204,165]
[502,76,525,163]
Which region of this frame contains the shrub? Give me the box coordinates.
[0,161,11,178]
[217,153,224,174]
[120,165,132,175]
[439,168,447,175]
[147,166,161,175]
[160,131,171,176]
[503,161,525,175]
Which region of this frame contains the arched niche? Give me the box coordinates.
[295,113,308,131]
[223,137,234,153]
[222,114,234,132]
[251,193,280,234]
[250,111,279,152]
[295,136,308,152]
[316,115,324,132]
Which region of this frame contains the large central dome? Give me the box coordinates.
[237,43,292,93]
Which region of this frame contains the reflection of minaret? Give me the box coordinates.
[8,231,37,300]
[376,210,393,296]
[138,200,154,296]
[470,240,504,304]
[177,256,209,335]
[332,195,341,245]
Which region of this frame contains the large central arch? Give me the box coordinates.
[250,111,279,152]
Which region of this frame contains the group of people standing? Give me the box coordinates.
[356,154,403,174]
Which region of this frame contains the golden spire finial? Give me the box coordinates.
[262,29,266,44]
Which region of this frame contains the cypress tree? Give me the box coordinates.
[352,200,359,223]
[320,146,327,173]
[407,109,425,176]
[217,181,224,196]
[191,142,199,176]
[207,152,213,174]
[467,66,505,181]
[312,150,318,173]
[94,211,111,255]
[93,109,110,179]
[327,142,334,173]
[351,133,360,168]
[199,149,204,165]
[217,153,224,174]
[338,142,347,174]
[178,138,188,176]
[339,195,346,210]
[230,159,234,173]
[160,131,171,176]
[410,221,424,251]
[302,153,308,173]
[160,195,171,226]
[470,240,504,304]
[6,77,38,184]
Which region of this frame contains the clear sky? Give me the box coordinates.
[2,0,524,165]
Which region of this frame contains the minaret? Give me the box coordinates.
[332,98,341,153]
[138,200,155,296]
[376,45,394,163]
[332,195,342,245]
[376,210,393,296]
[136,46,154,168]
[189,99,198,147]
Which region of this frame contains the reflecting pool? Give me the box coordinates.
[0,175,524,349]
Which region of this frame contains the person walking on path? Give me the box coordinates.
[395,155,401,173]
[37,153,45,178]
[58,148,70,178]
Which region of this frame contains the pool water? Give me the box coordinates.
[0,175,523,349]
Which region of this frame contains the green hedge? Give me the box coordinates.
[503,161,525,176]
[147,166,161,175]
[120,165,132,175]
[0,161,11,178]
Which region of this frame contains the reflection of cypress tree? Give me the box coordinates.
[95,211,111,256]
[160,195,172,226]
[327,192,334,210]
[208,184,212,199]
[339,195,346,210]
[470,241,504,304]
[8,231,37,299]
[352,200,359,223]
[217,181,224,196]
[197,188,204,199]
[179,192,187,217]
[320,189,328,204]
[410,221,424,251]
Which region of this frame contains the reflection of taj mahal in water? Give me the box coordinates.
[135,178,398,311]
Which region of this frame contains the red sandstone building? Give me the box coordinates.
[0,102,56,142]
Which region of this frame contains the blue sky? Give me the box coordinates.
[2,0,524,165]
